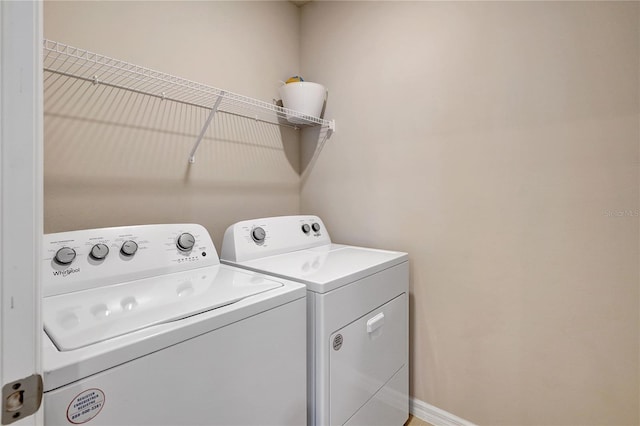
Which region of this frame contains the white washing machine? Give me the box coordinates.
[220,215,409,426]
[42,223,307,426]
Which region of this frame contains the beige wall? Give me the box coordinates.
[44,1,640,424]
[300,2,639,425]
[44,1,302,248]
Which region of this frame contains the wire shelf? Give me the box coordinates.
[43,39,335,162]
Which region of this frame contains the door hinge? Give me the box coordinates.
[2,374,43,425]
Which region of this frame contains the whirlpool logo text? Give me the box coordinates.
[53,268,80,277]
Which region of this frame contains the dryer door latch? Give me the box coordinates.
[2,374,43,425]
[366,312,385,333]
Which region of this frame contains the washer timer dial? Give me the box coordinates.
[176,232,196,252]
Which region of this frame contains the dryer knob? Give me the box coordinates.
[301,224,311,234]
[90,243,110,260]
[311,223,321,232]
[251,227,266,243]
[177,232,196,252]
[120,240,138,256]
[54,247,76,265]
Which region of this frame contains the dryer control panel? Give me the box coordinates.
[221,215,331,263]
[43,224,219,297]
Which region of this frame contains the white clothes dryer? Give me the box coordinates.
[221,215,409,426]
[42,224,307,426]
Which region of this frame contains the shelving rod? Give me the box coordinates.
[188,92,225,164]
[45,68,211,111]
[43,40,336,165]
[44,68,305,131]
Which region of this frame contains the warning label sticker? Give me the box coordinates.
[66,388,105,424]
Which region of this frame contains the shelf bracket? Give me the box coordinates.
[188,91,225,164]
[328,119,336,134]
[301,118,335,183]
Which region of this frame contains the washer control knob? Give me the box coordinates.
[311,223,321,232]
[120,240,138,256]
[251,227,266,244]
[177,232,196,252]
[301,224,311,234]
[90,243,110,260]
[54,247,76,265]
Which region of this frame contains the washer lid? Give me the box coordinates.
[235,244,408,293]
[43,265,283,351]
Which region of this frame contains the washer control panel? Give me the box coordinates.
[221,215,331,262]
[43,224,219,297]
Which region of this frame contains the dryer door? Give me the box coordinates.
[329,293,407,425]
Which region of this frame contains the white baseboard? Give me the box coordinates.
[410,398,476,426]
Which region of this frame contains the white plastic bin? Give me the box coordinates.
[278,82,326,124]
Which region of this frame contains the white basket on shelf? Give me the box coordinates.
[278,82,326,124]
